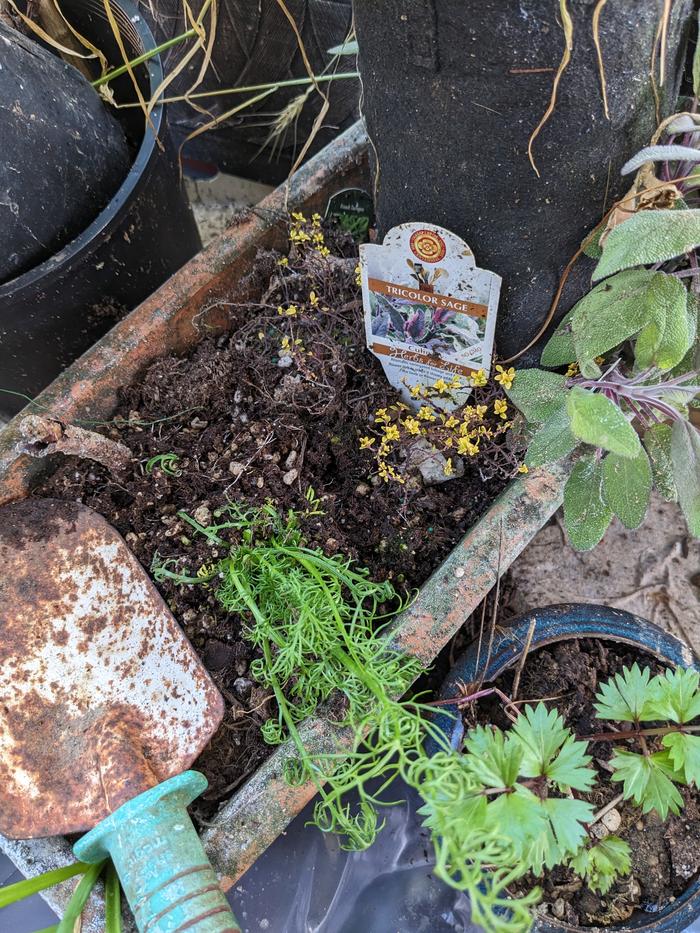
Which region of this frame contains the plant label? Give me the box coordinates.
[360,222,501,408]
[325,188,374,242]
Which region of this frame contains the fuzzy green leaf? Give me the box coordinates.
[570,836,632,894]
[663,732,700,786]
[643,424,678,502]
[541,307,577,366]
[634,275,690,371]
[581,222,605,259]
[567,387,641,457]
[595,664,653,722]
[671,420,700,536]
[645,668,700,724]
[524,403,579,467]
[570,269,661,363]
[594,210,700,280]
[563,454,613,550]
[510,703,570,776]
[506,369,569,423]
[602,447,652,529]
[611,748,683,818]
[464,725,524,789]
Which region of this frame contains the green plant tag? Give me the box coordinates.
[566,387,641,457]
[325,187,374,242]
[602,447,652,529]
[671,420,700,535]
[594,210,700,280]
[563,454,613,550]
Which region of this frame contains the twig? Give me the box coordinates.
[590,792,624,826]
[511,617,536,701]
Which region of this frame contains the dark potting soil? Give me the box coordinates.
[468,638,700,926]
[33,226,513,816]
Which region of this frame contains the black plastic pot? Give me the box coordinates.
[431,604,700,933]
[0,0,201,418]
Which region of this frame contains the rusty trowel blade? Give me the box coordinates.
[0,499,224,839]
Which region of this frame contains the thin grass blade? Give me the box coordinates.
[0,863,88,909]
[55,861,106,933]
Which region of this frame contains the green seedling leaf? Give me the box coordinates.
[671,420,700,536]
[567,387,641,457]
[105,862,122,933]
[505,369,569,423]
[541,307,576,367]
[524,403,579,468]
[602,447,652,529]
[464,725,523,789]
[488,784,549,861]
[570,836,632,894]
[510,703,570,776]
[546,734,596,791]
[643,424,678,502]
[56,861,107,933]
[570,269,660,363]
[610,748,683,819]
[634,275,690,371]
[543,797,595,861]
[0,862,88,909]
[595,664,653,722]
[563,454,613,550]
[594,210,700,280]
[645,668,700,724]
[663,732,700,786]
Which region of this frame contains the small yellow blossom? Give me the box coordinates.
[258,331,265,340]
[475,404,488,419]
[375,408,391,424]
[290,228,310,244]
[277,256,289,267]
[355,264,362,286]
[457,436,480,457]
[291,211,306,223]
[309,291,319,308]
[417,406,437,422]
[359,436,376,449]
[517,464,529,474]
[494,399,508,419]
[277,304,298,317]
[444,415,459,429]
[470,369,488,387]
[311,212,322,227]
[449,375,462,389]
[404,417,421,435]
[494,365,516,390]
[443,458,454,477]
[317,245,331,257]
[383,424,400,442]
[433,378,450,394]
[409,384,423,398]
[566,362,580,378]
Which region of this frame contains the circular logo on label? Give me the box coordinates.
[409,229,446,263]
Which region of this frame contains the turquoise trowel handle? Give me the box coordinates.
[73,771,240,933]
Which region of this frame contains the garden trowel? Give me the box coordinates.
[0,498,240,932]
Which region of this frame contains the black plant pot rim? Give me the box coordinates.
[0,0,164,297]
[432,603,700,933]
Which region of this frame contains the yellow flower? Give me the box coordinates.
[258,331,265,340]
[409,384,423,398]
[470,369,488,387]
[374,408,391,424]
[359,436,376,449]
[404,417,421,435]
[433,378,450,394]
[494,365,516,389]
[277,256,289,267]
[317,245,331,257]
[277,304,298,317]
[457,436,479,457]
[444,437,453,448]
[444,415,459,429]
[449,375,462,389]
[290,228,310,243]
[311,212,322,227]
[355,264,362,286]
[291,211,306,223]
[475,404,488,419]
[443,458,454,477]
[417,406,436,422]
[383,424,400,442]
[566,362,580,378]
[494,399,508,419]
[517,464,529,474]
[309,291,319,308]
[280,336,292,352]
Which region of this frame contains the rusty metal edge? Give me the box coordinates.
[202,462,568,889]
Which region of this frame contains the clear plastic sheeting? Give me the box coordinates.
[229,781,475,933]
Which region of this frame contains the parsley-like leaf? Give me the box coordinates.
[663,732,700,786]
[488,784,549,864]
[611,748,683,818]
[547,734,596,792]
[594,664,652,723]
[463,726,524,789]
[511,703,570,777]
[645,668,700,724]
[570,836,632,894]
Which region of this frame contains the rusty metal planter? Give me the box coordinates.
[0,120,567,929]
